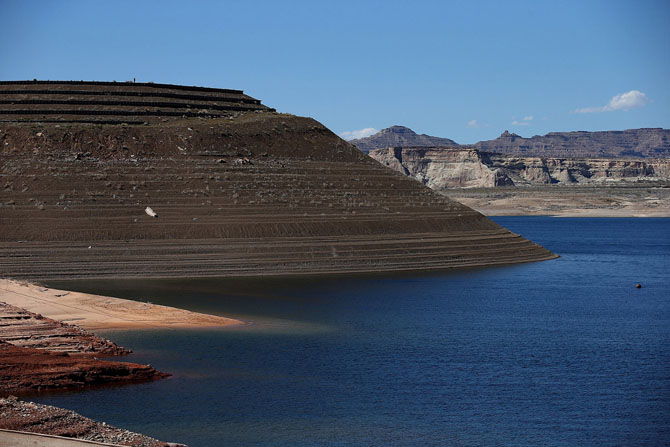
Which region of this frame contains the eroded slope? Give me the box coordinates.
[0,83,555,279]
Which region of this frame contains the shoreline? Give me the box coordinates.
[445,185,670,218]
[0,278,243,331]
[479,209,670,218]
[0,278,240,445]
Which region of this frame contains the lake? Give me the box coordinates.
[39,217,670,447]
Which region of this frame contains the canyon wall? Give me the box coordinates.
[369,146,670,189]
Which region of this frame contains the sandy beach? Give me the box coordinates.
[0,278,242,331]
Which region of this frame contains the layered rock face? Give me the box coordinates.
[370,147,512,188]
[475,129,670,159]
[350,125,459,152]
[370,146,670,189]
[0,302,127,354]
[0,81,555,280]
[0,341,167,394]
[0,300,167,395]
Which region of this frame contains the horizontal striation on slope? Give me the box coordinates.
[0,235,552,279]
[0,108,555,279]
[0,80,273,124]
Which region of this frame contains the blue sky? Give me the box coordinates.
[2,0,668,143]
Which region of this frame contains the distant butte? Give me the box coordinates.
[475,128,670,158]
[0,301,166,395]
[350,125,460,153]
[0,81,555,280]
[353,125,670,159]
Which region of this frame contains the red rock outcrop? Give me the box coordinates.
[0,341,167,395]
[0,301,128,354]
[0,301,167,396]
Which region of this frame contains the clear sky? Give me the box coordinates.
[2,0,668,143]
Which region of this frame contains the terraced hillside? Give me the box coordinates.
[0,81,555,280]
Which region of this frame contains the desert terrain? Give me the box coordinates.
[360,126,670,217]
[445,184,670,217]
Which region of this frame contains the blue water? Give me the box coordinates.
[38,217,670,446]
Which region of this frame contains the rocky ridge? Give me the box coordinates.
[0,291,167,396]
[349,125,459,152]
[351,125,670,159]
[475,129,670,159]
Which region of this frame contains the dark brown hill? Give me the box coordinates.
[350,125,459,152]
[475,129,670,158]
[0,81,554,280]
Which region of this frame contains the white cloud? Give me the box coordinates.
[511,115,533,126]
[573,90,649,113]
[339,127,377,140]
[467,119,489,129]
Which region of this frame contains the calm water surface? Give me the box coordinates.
[40,217,670,446]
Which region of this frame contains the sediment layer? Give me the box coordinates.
[0,296,167,396]
[0,301,127,354]
[0,81,555,280]
[0,279,242,330]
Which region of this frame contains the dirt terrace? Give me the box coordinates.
[0,80,271,126]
